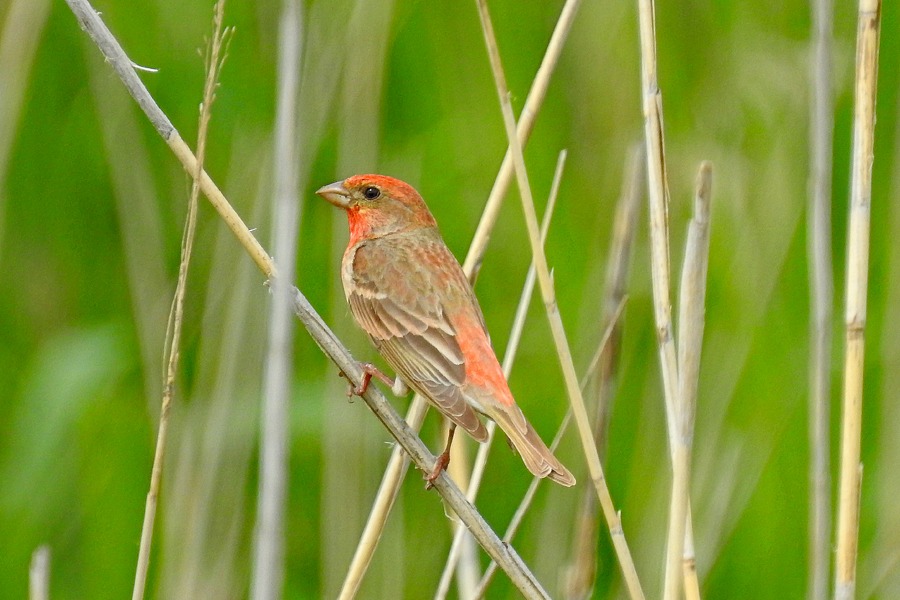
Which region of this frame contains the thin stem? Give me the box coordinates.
[29,546,50,600]
[337,400,429,600]
[834,1,881,598]
[664,162,712,600]
[132,3,230,598]
[634,1,704,597]
[251,1,302,599]
[475,1,644,597]
[462,0,583,280]
[807,0,835,595]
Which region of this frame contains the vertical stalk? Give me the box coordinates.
[807,0,835,595]
[834,1,881,598]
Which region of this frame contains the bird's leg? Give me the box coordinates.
[345,362,408,397]
[425,423,457,490]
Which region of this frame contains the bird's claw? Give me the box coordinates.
[340,362,403,398]
[337,370,370,398]
[424,451,451,490]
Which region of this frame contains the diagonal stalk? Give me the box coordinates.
[475,0,644,597]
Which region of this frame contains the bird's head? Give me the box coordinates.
[317,174,437,243]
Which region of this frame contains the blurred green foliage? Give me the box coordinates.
[1,0,899,598]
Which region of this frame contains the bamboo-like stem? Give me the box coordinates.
[834,1,881,598]
[807,0,835,595]
[341,1,583,590]
[251,2,302,599]
[462,0,582,279]
[565,145,643,600]
[29,546,50,600]
[663,163,712,600]
[435,150,567,600]
[636,0,678,447]
[132,4,230,598]
[66,1,549,596]
[476,301,627,599]
[475,1,644,597]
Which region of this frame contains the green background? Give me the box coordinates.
[1,0,898,597]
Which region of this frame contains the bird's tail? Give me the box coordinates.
[492,409,575,487]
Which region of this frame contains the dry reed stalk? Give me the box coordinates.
[636,0,678,446]
[28,546,50,600]
[251,1,302,599]
[564,145,643,600]
[435,151,567,600]
[475,301,626,599]
[664,163,712,600]
[834,0,881,598]
[131,3,231,598]
[807,0,835,596]
[342,1,582,591]
[66,1,550,596]
[462,0,582,279]
[475,0,644,597]
[634,1,704,597]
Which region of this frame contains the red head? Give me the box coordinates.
[316,174,437,245]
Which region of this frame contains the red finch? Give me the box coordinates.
[317,174,575,487]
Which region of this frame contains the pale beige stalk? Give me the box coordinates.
[337,399,428,600]
[664,163,712,600]
[475,0,644,597]
[635,0,702,597]
[835,1,881,598]
[29,546,50,600]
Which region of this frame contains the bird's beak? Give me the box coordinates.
[316,181,352,209]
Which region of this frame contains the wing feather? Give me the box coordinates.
[344,235,488,441]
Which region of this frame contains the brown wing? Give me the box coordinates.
[344,232,489,442]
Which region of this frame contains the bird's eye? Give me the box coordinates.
[363,186,381,200]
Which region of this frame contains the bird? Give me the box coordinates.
[317,174,575,488]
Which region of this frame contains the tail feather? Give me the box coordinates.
[492,408,575,487]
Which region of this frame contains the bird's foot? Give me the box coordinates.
[424,449,451,490]
[341,362,405,397]
[424,424,457,490]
